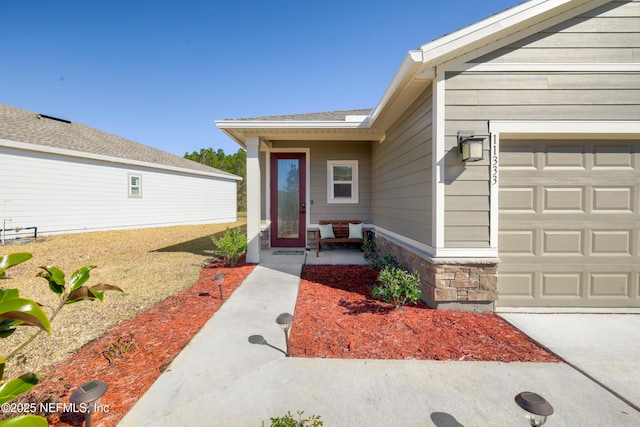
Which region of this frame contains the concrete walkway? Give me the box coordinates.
[119,252,640,426]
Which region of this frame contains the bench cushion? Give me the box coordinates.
[348,222,364,239]
[319,223,336,239]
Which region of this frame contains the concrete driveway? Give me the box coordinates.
[499,313,640,412]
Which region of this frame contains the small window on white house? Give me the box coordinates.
[129,174,142,198]
[327,160,358,203]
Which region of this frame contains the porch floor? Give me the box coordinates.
[260,247,367,265]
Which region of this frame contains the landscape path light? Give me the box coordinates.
[214,273,225,300]
[70,379,108,427]
[275,312,293,357]
[514,391,553,426]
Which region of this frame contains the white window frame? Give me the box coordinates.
[327,160,358,204]
[128,173,142,198]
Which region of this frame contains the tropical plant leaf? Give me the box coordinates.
[0,318,20,338]
[0,291,50,333]
[0,253,32,279]
[66,283,123,304]
[36,266,66,295]
[0,414,48,427]
[68,265,96,291]
[0,355,4,381]
[0,373,38,404]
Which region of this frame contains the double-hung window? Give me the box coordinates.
[129,174,142,198]
[327,160,358,203]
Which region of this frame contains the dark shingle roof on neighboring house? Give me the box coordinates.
[0,104,239,179]
[230,109,372,121]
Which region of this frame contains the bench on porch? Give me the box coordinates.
[315,220,366,257]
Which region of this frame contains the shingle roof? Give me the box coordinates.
[0,104,238,179]
[230,108,372,121]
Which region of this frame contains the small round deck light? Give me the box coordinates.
[515,391,553,426]
[214,273,225,300]
[70,380,108,427]
[275,312,293,357]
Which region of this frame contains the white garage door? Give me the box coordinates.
[498,139,640,308]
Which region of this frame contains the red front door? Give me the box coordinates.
[270,153,306,247]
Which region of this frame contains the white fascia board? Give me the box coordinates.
[368,50,426,125]
[418,0,585,63]
[489,120,640,136]
[215,118,369,130]
[0,139,242,181]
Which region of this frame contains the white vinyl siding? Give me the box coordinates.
[0,147,237,236]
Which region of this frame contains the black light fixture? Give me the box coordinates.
[275,312,293,357]
[70,380,108,427]
[457,131,486,162]
[214,273,225,300]
[514,391,554,426]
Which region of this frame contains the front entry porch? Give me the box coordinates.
[260,247,368,266]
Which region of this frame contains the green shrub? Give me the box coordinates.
[363,239,401,270]
[264,411,323,427]
[372,265,422,308]
[211,227,247,267]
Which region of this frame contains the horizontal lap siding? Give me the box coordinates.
[444,0,640,249]
[1,148,237,235]
[372,86,433,246]
[472,0,640,64]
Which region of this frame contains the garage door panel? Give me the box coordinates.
[498,139,639,308]
[590,273,631,298]
[544,144,586,168]
[592,187,633,212]
[543,230,584,255]
[591,230,632,255]
[499,230,535,254]
[593,144,633,167]
[542,273,582,297]
[544,187,585,212]
[499,187,536,211]
[497,272,535,297]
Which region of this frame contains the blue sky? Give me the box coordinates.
[1,0,520,157]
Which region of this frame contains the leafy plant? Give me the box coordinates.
[211,227,247,267]
[0,252,123,426]
[102,332,135,364]
[263,411,323,427]
[372,265,422,308]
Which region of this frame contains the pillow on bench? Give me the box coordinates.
[319,223,336,239]
[348,222,364,239]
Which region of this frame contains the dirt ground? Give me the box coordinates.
[0,219,245,380]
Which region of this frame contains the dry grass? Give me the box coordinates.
[0,218,246,379]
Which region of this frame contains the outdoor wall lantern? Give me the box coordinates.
[275,312,293,357]
[70,379,108,427]
[514,391,554,426]
[457,131,486,162]
[214,273,225,300]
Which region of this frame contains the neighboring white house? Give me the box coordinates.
[0,104,241,240]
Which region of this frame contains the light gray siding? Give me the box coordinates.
[472,0,640,64]
[372,86,433,246]
[444,0,640,248]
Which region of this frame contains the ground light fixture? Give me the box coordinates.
[514,391,554,426]
[70,380,108,427]
[275,312,293,357]
[214,273,225,300]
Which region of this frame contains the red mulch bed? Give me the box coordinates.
[11,262,560,426]
[290,265,561,363]
[19,258,255,427]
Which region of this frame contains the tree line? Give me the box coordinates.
[184,148,247,212]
